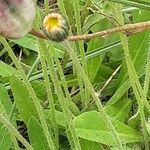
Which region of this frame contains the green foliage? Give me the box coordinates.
[27,117,49,150]
[73,111,142,146]
[10,75,38,124]
[80,139,102,150]
[105,98,132,122]
[0,84,14,150]
[0,0,150,149]
[0,61,18,78]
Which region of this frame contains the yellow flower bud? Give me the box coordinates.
[42,13,69,42]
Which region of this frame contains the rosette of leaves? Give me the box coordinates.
[0,0,36,38]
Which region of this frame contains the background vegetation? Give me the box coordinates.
[0,0,150,149]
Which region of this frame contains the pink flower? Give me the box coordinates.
[0,0,36,38]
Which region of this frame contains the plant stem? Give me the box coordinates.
[37,39,59,149]
[44,0,49,14]
[0,114,33,150]
[0,101,20,150]
[51,43,79,115]
[72,0,88,108]
[120,31,150,150]
[144,51,150,95]
[30,21,150,41]
[72,0,87,68]
[43,41,82,150]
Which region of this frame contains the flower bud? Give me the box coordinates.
[42,13,69,42]
[0,0,36,38]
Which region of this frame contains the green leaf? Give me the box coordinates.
[105,98,132,122]
[129,32,150,75]
[27,117,49,150]
[106,79,130,106]
[59,0,76,33]
[11,35,64,57]
[11,35,37,52]
[80,139,102,150]
[82,13,105,33]
[0,84,13,150]
[55,110,67,127]
[0,61,18,78]
[10,75,38,124]
[94,64,113,85]
[31,80,47,101]
[44,110,66,128]
[118,10,150,85]
[0,84,12,115]
[73,111,142,146]
[109,10,150,105]
[106,0,150,10]
[87,38,104,82]
[117,30,149,85]
[111,144,141,150]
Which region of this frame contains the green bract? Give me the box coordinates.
[0,0,36,38]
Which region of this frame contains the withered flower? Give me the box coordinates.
[0,0,36,38]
